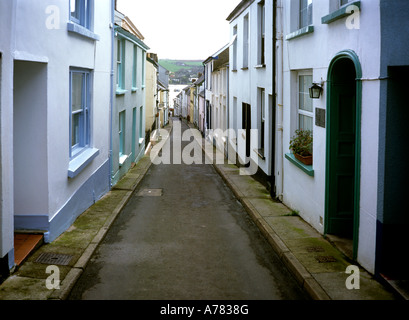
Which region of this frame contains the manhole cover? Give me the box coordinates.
[137,188,163,197]
[306,246,325,253]
[35,252,73,266]
[315,256,337,263]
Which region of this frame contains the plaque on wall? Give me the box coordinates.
[315,108,326,128]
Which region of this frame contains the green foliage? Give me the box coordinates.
[289,129,313,156]
[159,60,204,85]
[283,210,300,217]
[158,60,203,73]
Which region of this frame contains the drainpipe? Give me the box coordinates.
[270,0,277,198]
[276,0,284,200]
[109,0,115,189]
[226,63,230,159]
[202,62,206,137]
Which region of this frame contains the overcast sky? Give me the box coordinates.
[117,0,241,60]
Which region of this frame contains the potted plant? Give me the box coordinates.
[289,129,313,165]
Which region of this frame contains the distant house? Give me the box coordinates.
[227,0,275,191]
[169,85,187,116]
[204,44,229,154]
[189,85,195,124]
[174,91,183,117]
[112,10,149,186]
[181,85,191,120]
[158,64,170,128]
[145,52,159,142]
[193,74,205,133]
[1,0,112,274]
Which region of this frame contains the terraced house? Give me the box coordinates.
[281,0,409,282]
[112,9,149,186]
[227,0,276,192]
[1,0,113,275]
[221,0,409,284]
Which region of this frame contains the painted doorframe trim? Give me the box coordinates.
[324,50,362,260]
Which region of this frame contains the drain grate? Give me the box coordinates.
[137,188,163,197]
[306,246,325,253]
[315,256,337,263]
[35,252,73,266]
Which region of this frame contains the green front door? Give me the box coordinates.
[326,58,358,238]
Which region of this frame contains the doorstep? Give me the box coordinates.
[14,233,44,266]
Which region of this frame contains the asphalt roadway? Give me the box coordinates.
[68,119,308,300]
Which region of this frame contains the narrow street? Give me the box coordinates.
[68,119,307,300]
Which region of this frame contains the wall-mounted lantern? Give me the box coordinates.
[309,83,323,99]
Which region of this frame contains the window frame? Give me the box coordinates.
[141,51,146,88]
[300,0,313,29]
[242,14,249,70]
[258,87,266,151]
[132,45,138,91]
[297,73,314,132]
[70,68,91,159]
[340,0,352,7]
[139,106,144,144]
[232,25,238,71]
[257,1,266,67]
[116,39,125,90]
[70,0,91,29]
[119,110,126,157]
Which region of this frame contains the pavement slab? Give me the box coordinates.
[0,276,53,300]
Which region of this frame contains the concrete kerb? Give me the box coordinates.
[50,122,174,300]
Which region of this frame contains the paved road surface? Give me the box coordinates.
[69,119,307,300]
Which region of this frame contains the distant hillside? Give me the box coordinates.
[159,59,204,85]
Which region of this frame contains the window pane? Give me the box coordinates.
[72,113,81,147]
[70,69,90,156]
[117,40,122,63]
[139,107,143,139]
[300,0,313,28]
[70,0,80,21]
[72,73,83,112]
[119,111,125,155]
[299,75,313,112]
[133,46,137,87]
[299,114,313,131]
[243,15,249,68]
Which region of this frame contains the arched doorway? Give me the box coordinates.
[325,50,362,260]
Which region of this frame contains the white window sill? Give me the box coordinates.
[116,88,128,95]
[67,22,100,41]
[68,148,99,178]
[254,64,266,69]
[119,154,129,167]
